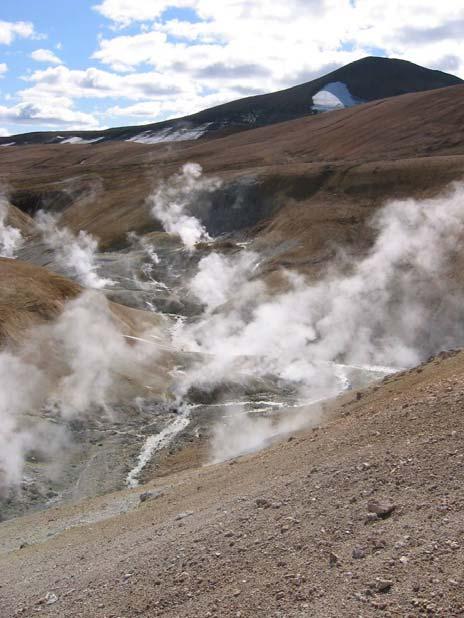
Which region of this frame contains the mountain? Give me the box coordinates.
[1,56,461,147]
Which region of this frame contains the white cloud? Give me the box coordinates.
[106,88,242,121]
[31,48,63,65]
[0,20,35,45]
[0,127,10,137]
[92,0,464,85]
[92,1,354,88]
[21,65,192,101]
[93,0,194,26]
[107,100,163,118]
[0,99,100,130]
[0,63,7,77]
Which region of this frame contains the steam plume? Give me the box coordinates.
[0,197,23,258]
[35,211,114,288]
[171,183,464,458]
[147,163,221,251]
[0,291,167,494]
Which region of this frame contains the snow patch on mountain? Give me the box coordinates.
[127,124,210,144]
[312,82,363,112]
[0,142,15,147]
[59,136,104,145]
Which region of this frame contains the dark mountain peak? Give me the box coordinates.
[322,56,462,101]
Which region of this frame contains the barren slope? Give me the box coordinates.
[1,350,463,617]
[0,258,167,346]
[1,85,464,257]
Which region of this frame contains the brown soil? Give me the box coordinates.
[1,350,463,617]
[0,258,165,346]
[1,85,464,252]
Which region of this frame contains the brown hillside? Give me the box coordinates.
[0,85,463,254]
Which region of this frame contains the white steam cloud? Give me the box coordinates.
[210,404,322,464]
[0,197,23,258]
[171,183,464,459]
[35,211,114,289]
[0,291,167,494]
[4,165,464,490]
[148,163,221,251]
[188,250,260,311]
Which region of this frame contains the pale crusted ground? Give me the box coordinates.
[1,349,464,617]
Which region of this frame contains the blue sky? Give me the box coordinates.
[0,1,462,136]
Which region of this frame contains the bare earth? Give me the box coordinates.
[1,349,463,617]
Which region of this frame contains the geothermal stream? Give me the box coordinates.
[126,404,191,487]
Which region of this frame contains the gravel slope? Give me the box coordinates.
[1,349,464,617]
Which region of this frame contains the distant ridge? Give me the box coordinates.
[1,56,461,147]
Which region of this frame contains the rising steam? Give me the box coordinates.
[3,165,464,491]
[0,197,23,258]
[147,163,221,251]
[35,211,114,288]
[171,182,464,459]
[0,291,167,494]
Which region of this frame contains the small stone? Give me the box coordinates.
[175,511,194,521]
[365,513,379,524]
[45,592,58,605]
[256,498,271,509]
[329,552,339,566]
[139,490,163,503]
[367,500,396,519]
[352,547,366,560]
[399,555,409,565]
[371,600,387,610]
[276,591,285,600]
[376,578,393,593]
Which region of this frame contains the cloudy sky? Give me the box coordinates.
[0,0,462,136]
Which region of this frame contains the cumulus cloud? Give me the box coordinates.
[107,101,163,118]
[93,0,193,26]
[92,0,464,98]
[0,20,35,45]
[0,99,99,130]
[21,65,189,101]
[31,48,63,65]
[0,63,7,77]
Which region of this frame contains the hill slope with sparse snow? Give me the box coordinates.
[0,56,461,147]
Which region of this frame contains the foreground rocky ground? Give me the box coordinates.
[1,348,463,617]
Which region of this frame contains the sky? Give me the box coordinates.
[0,0,462,136]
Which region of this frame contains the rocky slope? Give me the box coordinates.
[1,349,464,617]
